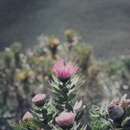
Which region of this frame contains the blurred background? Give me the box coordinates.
[1,0,130,130]
[0,0,130,58]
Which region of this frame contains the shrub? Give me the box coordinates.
[15,60,87,130]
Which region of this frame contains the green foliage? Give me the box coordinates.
[122,58,130,71]
[106,59,125,76]
[32,99,56,125]
[15,120,38,130]
[73,44,93,70]
[89,105,113,130]
[50,75,79,112]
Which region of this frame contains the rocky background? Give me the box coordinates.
[0,0,130,58]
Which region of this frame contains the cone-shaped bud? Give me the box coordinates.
[22,111,33,121]
[55,111,75,128]
[32,93,46,107]
[108,104,124,121]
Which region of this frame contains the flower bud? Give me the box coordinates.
[32,93,46,107]
[22,111,33,121]
[65,29,76,43]
[108,104,124,121]
[73,100,83,113]
[55,111,75,128]
[48,37,60,49]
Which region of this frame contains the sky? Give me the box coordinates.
[0,0,130,58]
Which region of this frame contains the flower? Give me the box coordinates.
[108,99,124,121]
[65,29,76,43]
[22,111,33,121]
[64,29,79,50]
[48,36,60,49]
[55,112,75,128]
[32,93,46,107]
[52,60,79,81]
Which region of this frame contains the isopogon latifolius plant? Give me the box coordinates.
[88,94,130,130]
[15,59,87,130]
[107,94,130,130]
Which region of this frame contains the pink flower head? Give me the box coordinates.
[22,111,33,121]
[55,111,75,128]
[32,93,46,107]
[52,60,79,81]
